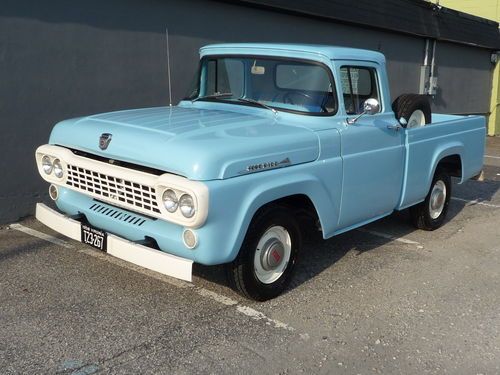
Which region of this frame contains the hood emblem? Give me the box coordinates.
[99,133,112,150]
[240,157,291,175]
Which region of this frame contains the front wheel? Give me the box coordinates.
[410,169,451,230]
[225,207,301,301]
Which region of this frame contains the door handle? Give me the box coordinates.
[387,124,403,131]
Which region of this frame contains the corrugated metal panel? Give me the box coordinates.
[217,0,500,49]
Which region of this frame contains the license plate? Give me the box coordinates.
[81,223,107,252]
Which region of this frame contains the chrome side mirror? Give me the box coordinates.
[346,98,380,125]
[363,98,380,115]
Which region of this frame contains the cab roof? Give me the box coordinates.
[200,43,386,64]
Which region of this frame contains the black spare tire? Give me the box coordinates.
[392,94,431,128]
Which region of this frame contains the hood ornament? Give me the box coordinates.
[99,133,112,150]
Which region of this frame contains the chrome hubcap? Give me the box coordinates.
[260,239,285,271]
[429,180,446,219]
[254,226,291,284]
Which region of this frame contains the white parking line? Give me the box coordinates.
[356,228,421,245]
[196,288,238,306]
[236,305,295,331]
[7,222,299,336]
[451,197,500,208]
[9,223,74,249]
[484,155,500,160]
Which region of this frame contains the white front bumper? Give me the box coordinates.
[35,203,193,281]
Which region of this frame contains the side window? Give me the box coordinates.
[340,66,380,115]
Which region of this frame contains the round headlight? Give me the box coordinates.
[162,189,178,213]
[53,159,63,178]
[42,155,53,175]
[179,194,195,218]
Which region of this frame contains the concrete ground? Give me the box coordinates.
[1,138,499,375]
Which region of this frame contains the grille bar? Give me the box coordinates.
[67,164,161,215]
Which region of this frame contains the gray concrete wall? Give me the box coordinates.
[0,0,494,223]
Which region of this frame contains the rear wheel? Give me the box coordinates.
[410,169,451,230]
[225,207,301,301]
[392,94,431,128]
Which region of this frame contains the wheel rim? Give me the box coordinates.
[254,226,292,284]
[429,180,447,219]
[407,110,426,128]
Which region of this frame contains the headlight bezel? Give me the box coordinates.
[157,185,201,225]
[39,154,65,180]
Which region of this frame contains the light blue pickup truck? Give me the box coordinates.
[35,43,485,300]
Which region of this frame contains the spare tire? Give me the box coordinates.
[392,94,431,128]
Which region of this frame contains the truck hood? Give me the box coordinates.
[49,106,319,180]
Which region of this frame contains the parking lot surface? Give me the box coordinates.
[1,138,499,374]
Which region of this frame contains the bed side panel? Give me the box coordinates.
[398,115,485,209]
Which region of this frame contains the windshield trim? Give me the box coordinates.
[185,54,338,117]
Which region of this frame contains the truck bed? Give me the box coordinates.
[398,114,486,209]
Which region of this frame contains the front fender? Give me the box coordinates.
[198,159,342,264]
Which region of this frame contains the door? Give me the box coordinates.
[336,63,405,229]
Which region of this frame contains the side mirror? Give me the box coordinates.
[347,98,380,125]
[363,98,380,115]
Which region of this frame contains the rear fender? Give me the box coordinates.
[428,143,464,185]
[398,140,464,209]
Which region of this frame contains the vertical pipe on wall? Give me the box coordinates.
[420,39,437,96]
[428,39,438,96]
[420,39,431,95]
[430,40,437,81]
[423,39,430,66]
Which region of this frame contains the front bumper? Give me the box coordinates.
[36,203,193,281]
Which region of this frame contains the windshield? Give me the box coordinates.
[184,56,337,115]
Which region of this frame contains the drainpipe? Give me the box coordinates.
[419,40,431,94]
[429,40,438,96]
[420,38,438,96]
[424,39,430,66]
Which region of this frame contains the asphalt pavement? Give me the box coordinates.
[1,138,499,374]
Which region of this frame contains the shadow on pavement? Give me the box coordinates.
[193,176,499,298]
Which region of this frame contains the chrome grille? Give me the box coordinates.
[66,164,161,214]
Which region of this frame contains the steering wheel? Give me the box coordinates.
[283,91,313,105]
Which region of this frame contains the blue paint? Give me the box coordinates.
[60,359,84,370]
[59,360,99,375]
[72,364,99,375]
[49,106,319,180]
[41,43,486,266]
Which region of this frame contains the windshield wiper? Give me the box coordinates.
[191,92,233,102]
[236,97,277,115]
